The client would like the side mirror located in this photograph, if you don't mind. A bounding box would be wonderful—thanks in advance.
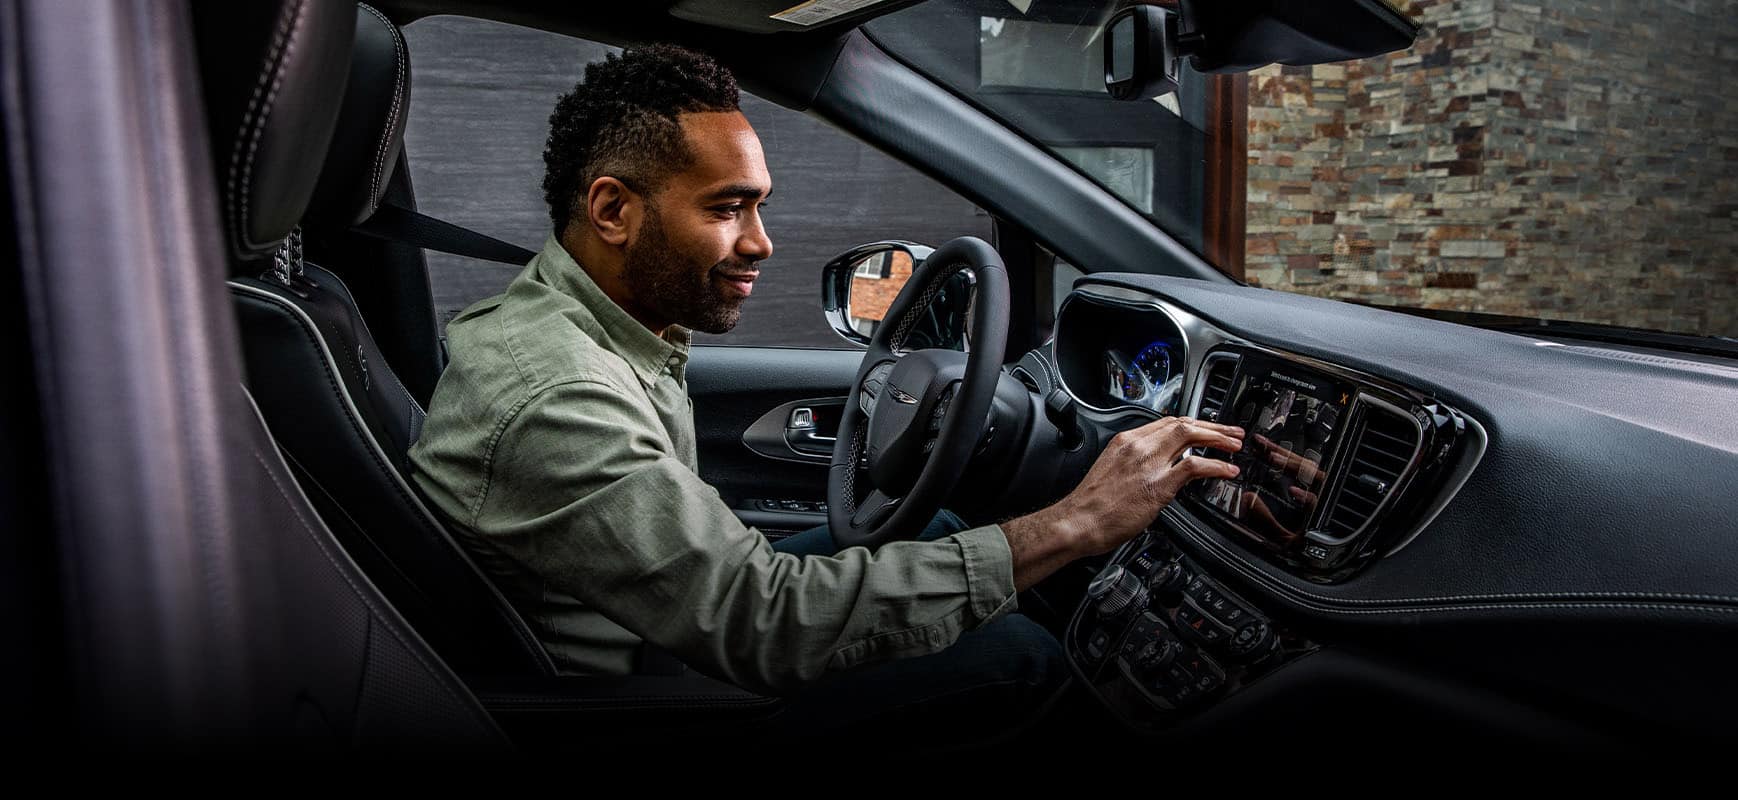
[1104,1,1421,100]
[821,241,973,351]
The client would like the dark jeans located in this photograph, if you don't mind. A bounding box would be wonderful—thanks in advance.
[762,512,1072,751]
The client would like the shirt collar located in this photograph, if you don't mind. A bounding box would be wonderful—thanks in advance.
[532,234,690,386]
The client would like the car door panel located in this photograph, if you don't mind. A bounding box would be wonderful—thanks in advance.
[687,345,862,533]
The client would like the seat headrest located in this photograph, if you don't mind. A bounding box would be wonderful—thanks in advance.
[194,0,356,263]
[306,5,411,229]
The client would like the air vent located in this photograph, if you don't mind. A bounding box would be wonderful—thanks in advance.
[1321,404,1420,541]
[1197,356,1238,422]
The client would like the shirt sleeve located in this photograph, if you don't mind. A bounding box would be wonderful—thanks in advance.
[471,378,1019,696]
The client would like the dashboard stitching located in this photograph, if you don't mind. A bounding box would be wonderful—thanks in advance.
[1171,521,1738,610]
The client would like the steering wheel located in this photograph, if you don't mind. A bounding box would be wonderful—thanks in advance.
[827,236,1010,549]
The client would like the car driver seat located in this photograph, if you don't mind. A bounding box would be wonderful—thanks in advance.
[225,1,781,744]
[190,0,510,751]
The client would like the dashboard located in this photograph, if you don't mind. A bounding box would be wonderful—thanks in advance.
[1052,284,1484,583]
[1024,275,1738,743]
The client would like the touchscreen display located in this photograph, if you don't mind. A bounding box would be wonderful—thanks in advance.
[1193,356,1350,544]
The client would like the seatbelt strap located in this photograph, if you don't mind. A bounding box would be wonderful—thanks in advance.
[351,202,537,266]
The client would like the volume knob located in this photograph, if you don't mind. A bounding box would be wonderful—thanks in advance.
[1087,566,1147,619]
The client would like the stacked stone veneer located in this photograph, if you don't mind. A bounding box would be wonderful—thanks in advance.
[1244,0,1737,337]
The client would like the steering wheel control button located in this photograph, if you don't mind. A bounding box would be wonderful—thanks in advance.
[928,386,955,432]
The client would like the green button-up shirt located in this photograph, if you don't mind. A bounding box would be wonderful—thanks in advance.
[409,235,1017,695]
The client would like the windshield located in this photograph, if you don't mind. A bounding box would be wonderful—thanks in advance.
[867,0,1736,341]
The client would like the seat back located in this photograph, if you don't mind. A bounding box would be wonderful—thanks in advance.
[189,0,512,748]
[227,3,555,678]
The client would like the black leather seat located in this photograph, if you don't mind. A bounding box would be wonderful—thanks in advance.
[191,0,511,749]
[226,2,782,743]
[227,3,555,678]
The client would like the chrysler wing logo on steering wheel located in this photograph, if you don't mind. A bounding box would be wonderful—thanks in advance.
[889,386,919,405]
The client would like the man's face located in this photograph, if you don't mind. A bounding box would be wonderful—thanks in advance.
[624,111,773,335]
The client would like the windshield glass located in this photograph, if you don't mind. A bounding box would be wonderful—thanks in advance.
[867,0,1736,341]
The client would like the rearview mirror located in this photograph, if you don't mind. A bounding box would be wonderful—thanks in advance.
[1104,0,1421,100]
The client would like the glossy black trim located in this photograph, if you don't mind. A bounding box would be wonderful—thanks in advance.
[1177,341,1478,582]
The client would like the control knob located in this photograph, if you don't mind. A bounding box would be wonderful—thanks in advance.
[1148,561,1189,601]
[1135,636,1178,671]
[1087,566,1147,619]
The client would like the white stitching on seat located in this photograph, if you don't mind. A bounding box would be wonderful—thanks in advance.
[304,264,423,414]
[227,0,309,255]
[359,4,406,204]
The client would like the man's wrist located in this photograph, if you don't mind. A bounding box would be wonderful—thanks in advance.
[1001,503,1088,591]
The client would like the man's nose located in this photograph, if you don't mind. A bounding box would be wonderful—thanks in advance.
[738,213,773,262]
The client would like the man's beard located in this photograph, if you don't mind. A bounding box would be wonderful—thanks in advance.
[623,206,749,335]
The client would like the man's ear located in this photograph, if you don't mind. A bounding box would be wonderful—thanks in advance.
[585,177,641,247]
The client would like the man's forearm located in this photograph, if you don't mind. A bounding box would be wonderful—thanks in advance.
[1001,508,1088,592]
[996,416,1246,592]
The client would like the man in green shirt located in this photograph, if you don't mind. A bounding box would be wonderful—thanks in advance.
[410,44,1243,742]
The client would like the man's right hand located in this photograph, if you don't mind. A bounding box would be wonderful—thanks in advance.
[1002,416,1244,590]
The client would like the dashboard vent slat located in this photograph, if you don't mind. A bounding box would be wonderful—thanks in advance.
[1363,427,1414,452]
[1318,404,1420,544]
[1198,356,1239,422]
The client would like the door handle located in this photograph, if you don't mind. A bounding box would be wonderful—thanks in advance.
[742,398,846,464]
[785,407,835,456]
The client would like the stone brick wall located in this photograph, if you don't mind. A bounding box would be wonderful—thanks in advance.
[1244,0,1737,337]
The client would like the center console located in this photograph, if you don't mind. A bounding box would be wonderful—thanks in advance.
[1066,529,1313,731]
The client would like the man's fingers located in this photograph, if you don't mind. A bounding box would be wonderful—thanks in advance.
[1193,419,1245,437]
[1159,424,1244,463]
[1157,455,1239,495]
[1127,416,1243,443]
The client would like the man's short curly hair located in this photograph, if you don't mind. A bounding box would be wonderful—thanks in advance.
[542,44,740,235]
